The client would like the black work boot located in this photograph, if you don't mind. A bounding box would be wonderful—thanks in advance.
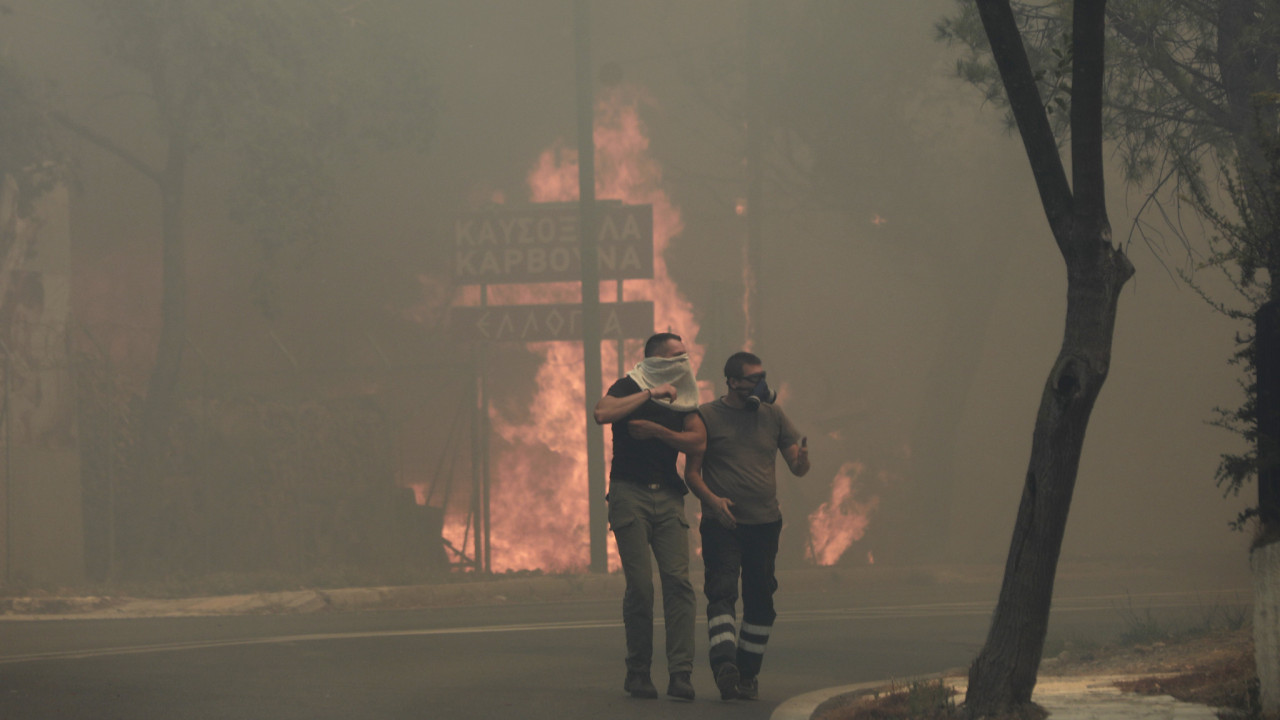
[667,671,695,701]
[714,662,741,700]
[624,671,658,699]
[737,675,759,700]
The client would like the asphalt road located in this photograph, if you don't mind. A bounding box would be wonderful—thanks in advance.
[0,564,1252,720]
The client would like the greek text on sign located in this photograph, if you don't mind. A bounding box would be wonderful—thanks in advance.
[452,302,653,342]
[453,203,654,284]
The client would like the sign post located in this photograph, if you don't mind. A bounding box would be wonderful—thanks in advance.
[448,53,654,575]
[574,0,608,574]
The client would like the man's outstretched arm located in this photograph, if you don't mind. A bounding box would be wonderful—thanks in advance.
[626,412,706,454]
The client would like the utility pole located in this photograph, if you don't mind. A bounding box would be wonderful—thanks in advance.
[574,0,608,574]
[744,0,764,353]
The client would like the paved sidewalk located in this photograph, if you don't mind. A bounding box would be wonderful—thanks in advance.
[771,675,1221,720]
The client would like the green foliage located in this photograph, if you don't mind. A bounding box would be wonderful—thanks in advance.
[937,0,1254,237]
[940,0,1280,531]
[936,1,1075,138]
[1179,91,1280,530]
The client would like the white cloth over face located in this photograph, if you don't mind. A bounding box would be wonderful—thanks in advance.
[627,354,699,412]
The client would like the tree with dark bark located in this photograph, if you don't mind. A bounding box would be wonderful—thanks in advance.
[960,1,1134,715]
[941,1,1280,711]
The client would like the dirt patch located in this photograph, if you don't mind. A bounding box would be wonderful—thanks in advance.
[1055,629,1257,716]
[814,629,1258,720]
[1040,629,1253,681]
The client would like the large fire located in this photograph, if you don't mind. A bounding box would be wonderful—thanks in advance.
[445,85,704,572]
[435,85,885,574]
[806,461,880,566]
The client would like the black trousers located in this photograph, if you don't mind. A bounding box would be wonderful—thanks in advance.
[700,517,782,679]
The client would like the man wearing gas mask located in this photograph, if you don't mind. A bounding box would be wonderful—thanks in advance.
[593,332,706,701]
[684,350,810,701]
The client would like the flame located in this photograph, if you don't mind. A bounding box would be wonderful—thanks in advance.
[806,460,880,566]
[444,84,704,572]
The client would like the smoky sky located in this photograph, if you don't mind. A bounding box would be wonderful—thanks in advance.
[0,0,1254,582]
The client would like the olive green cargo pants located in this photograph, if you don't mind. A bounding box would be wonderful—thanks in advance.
[607,480,696,675]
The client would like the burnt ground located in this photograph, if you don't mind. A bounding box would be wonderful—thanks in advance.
[813,629,1258,720]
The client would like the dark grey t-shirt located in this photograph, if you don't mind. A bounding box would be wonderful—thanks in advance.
[697,398,802,524]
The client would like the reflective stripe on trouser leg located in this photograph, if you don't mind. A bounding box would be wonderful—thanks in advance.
[708,612,737,665]
[736,620,772,678]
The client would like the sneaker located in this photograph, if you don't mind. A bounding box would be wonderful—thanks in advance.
[714,662,741,701]
[737,675,759,701]
[624,671,658,699]
[667,671,695,701]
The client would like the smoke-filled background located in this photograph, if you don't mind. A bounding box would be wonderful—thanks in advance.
[0,0,1251,588]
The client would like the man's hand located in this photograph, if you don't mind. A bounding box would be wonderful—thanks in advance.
[784,436,811,477]
[707,495,737,529]
[647,383,678,401]
[627,419,664,440]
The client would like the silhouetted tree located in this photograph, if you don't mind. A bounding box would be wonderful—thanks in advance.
[941,1,1279,710]
[958,1,1134,715]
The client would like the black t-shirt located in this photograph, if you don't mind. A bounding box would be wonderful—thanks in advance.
[607,376,690,493]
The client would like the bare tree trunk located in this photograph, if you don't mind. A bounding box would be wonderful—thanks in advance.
[965,250,1131,714]
[963,1,1134,715]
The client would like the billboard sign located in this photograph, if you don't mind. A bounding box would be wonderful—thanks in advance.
[452,203,654,285]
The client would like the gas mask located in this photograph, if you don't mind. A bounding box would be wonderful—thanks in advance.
[744,377,777,411]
